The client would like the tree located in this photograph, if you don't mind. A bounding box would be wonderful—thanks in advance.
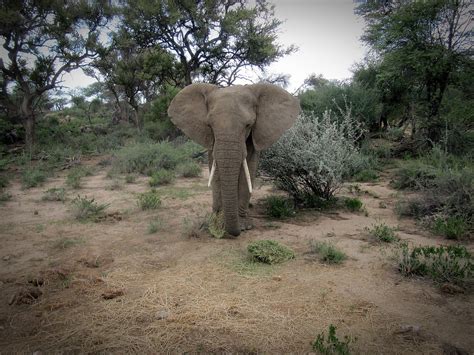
[356,0,472,142]
[121,0,295,86]
[0,0,113,149]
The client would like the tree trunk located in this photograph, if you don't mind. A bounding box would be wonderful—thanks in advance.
[21,94,36,151]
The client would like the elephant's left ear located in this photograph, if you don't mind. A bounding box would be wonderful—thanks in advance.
[250,83,301,151]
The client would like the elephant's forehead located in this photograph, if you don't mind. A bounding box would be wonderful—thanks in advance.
[208,86,255,105]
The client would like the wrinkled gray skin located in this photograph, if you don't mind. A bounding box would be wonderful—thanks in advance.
[168,83,300,237]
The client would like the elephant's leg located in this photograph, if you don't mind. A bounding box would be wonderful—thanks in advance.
[238,139,259,230]
[209,150,222,213]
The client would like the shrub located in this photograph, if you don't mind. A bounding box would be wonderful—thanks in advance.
[367,223,398,243]
[312,324,354,355]
[137,190,162,210]
[0,190,12,203]
[344,197,363,212]
[125,174,137,183]
[182,215,206,238]
[147,218,163,234]
[71,196,109,221]
[352,169,379,182]
[66,166,92,189]
[149,169,175,186]
[432,216,468,240]
[22,168,47,188]
[42,187,66,202]
[0,174,8,188]
[385,127,404,142]
[207,212,226,239]
[309,241,347,264]
[263,195,295,218]
[176,161,201,178]
[247,240,295,264]
[260,110,365,204]
[396,243,473,286]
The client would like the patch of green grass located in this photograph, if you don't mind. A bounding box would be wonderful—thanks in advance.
[52,236,85,250]
[149,169,175,187]
[247,240,295,265]
[137,190,162,210]
[71,196,109,221]
[66,166,93,189]
[263,195,295,219]
[176,161,202,178]
[312,324,355,355]
[147,218,163,234]
[432,216,468,240]
[207,212,225,239]
[125,174,137,184]
[367,223,398,243]
[344,197,363,212]
[22,168,47,188]
[42,187,66,202]
[353,169,379,182]
[309,241,347,264]
[396,243,473,286]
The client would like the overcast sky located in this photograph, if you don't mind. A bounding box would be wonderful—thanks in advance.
[62,0,367,92]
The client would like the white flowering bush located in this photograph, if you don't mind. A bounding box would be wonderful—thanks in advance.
[260,108,366,205]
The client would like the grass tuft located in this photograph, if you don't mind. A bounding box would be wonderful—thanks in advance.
[137,190,162,210]
[42,187,66,202]
[312,324,355,355]
[367,223,398,243]
[247,240,295,264]
[309,241,347,264]
[71,196,109,221]
[149,169,175,186]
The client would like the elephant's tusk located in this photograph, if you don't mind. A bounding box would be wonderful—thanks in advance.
[208,159,216,187]
[243,159,253,194]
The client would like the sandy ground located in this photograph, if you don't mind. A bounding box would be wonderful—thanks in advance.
[0,159,472,354]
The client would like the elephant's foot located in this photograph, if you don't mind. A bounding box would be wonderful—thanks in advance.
[239,217,254,231]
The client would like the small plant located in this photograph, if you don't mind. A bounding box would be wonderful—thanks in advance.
[247,240,295,264]
[367,223,398,243]
[182,215,206,238]
[0,175,9,188]
[396,243,473,286]
[309,241,347,264]
[0,190,12,203]
[125,174,137,184]
[137,190,162,210]
[263,195,295,218]
[22,168,46,188]
[353,169,379,182]
[432,216,467,240]
[106,179,122,191]
[42,187,66,202]
[66,166,93,189]
[71,196,109,221]
[312,324,354,355]
[207,212,226,238]
[176,161,202,178]
[147,218,163,234]
[52,236,85,249]
[149,169,175,187]
[344,197,363,212]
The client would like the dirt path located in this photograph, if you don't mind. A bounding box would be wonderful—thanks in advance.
[0,162,472,353]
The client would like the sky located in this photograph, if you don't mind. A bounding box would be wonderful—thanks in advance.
[62,0,367,92]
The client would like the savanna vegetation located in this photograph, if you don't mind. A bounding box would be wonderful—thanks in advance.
[0,0,472,353]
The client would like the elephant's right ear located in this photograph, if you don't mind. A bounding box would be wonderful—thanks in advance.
[167,83,218,149]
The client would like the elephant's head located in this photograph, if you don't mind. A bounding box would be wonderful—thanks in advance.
[168,83,300,236]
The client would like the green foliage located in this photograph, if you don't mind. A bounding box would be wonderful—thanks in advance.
[312,324,354,355]
[207,212,226,239]
[0,190,12,203]
[352,169,379,182]
[137,190,162,210]
[71,196,109,221]
[367,223,398,243]
[149,169,175,187]
[309,241,347,264]
[344,198,363,212]
[0,174,9,188]
[176,161,202,178]
[147,218,163,234]
[22,167,47,188]
[432,216,468,240]
[113,140,200,175]
[42,187,66,202]
[66,166,93,189]
[396,243,473,286]
[247,240,295,265]
[263,195,295,219]
[125,174,137,184]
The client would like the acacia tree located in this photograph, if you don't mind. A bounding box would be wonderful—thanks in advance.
[0,0,113,149]
[356,0,472,142]
[121,0,295,86]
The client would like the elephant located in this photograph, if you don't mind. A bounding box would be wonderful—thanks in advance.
[168,83,300,237]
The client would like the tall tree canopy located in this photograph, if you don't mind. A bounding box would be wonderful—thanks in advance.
[121,0,295,86]
[0,0,113,148]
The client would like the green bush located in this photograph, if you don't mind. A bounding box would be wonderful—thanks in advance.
[344,197,363,212]
[309,241,347,264]
[22,168,47,188]
[176,161,202,178]
[66,166,92,189]
[264,195,295,218]
[312,324,354,355]
[247,240,295,264]
[71,196,109,221]
[137,190,162,210]
[367,223,398,243]
[396,243,473,286]
[432,216,468,240]
[352,169,379,182]
[42,187,66,202]
[149,169,175,186]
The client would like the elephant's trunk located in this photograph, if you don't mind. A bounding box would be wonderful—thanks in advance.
[214,140,242,237]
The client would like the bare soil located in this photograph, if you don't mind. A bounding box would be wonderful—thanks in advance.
[0,160,472,354]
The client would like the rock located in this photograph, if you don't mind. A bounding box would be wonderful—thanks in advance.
[101,289,124,300]
[34,210,38,215]
[394,324,421,336]
[3,255,11,261]
[272,276,282,281]
[156,309,170,320]
[28,277,44,287]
